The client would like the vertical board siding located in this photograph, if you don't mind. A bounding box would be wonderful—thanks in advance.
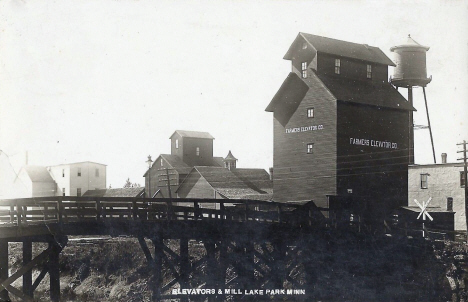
[337,102,410,219]
[273,71,337,207]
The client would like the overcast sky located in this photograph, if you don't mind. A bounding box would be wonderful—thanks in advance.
[1,0,467,188]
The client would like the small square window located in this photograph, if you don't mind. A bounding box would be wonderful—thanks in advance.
[62,169,65,177]
[301,62,307,78]
[461,172,466,187]
[77,167,81,177]
[62,188,65,196]
[367,64,372,79]
[335,59,341,74]
[307,108,314,118]
[420,174,428,189]
[307,143,314,154]
[196,147,200,156]
[77,188,82,197]
[302,42,307,49]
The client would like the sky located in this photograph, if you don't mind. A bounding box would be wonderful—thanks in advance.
[1,0,467,189]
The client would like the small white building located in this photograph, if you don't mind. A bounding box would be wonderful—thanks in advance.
[408,159,466,230]
[48,161,107,197]
[13,166,57,198]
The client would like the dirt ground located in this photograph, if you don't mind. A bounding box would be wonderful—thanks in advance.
[5,231,468,301]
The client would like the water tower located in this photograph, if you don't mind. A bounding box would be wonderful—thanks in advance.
[390,35,435,164]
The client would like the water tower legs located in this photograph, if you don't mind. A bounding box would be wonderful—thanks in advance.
[408,87,415,164]
[423,87,437,164]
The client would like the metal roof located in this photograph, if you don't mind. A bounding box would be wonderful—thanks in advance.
[170,130,214,140]
[22,166,55,183]
[316,72,415,111]
[264,72,310,126]
[390,34,430,51]
[177,166,272,199]
[284,33,396,66]
[83,187,145,198]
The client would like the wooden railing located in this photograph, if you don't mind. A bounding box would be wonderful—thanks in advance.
[0,197,314,228]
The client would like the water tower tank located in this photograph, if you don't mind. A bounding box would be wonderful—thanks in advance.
[390,35,431,88]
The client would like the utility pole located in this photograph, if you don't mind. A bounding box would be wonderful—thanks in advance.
[158,168,178,220]
[457,140,468,242]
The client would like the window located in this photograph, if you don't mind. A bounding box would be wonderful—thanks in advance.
[175,139,179,149]
[95,168,99,177]
[307,143,314,154]
[461,172,466,187]
[335,59,341,74]
[196,147,200,156]
[420,174,428,189]
[62,169,65,177]
[62,188,65,196]
[302,42,307,49]
[301,62,307,78]
[367,64,372,79]
[77,188,82,197]
[161,158,163,166]
[307,108,314,118]
[77,167,81,177]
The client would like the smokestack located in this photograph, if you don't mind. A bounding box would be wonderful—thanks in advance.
[441,153,447,164]
[269,167,273,181]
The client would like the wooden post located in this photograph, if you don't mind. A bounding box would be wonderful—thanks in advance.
[132,200,137,220]
[194,202,200,220]
[0,240,10,302]
[278,204,282,223]
[244,239,255,289]
[151,233,163,301]
[49,241,60,302]
[57,198,63,226]
[220,202,225,220]
[180,238,189,288]
[217,240,227,293]
[204,240,217,302]
[272,239,285,288]
[23,240,33,298]
[96,199,102,222]
[9,205,14,224]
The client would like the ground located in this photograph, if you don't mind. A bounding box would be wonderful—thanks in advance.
[5,231,468,301]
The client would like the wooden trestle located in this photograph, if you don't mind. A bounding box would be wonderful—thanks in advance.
[0,197,323,301]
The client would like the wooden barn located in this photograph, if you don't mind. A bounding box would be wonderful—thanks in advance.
[266,33,414,222]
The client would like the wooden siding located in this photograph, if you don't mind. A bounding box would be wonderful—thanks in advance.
[337,102,409,220]
[177,172,215,199]
[180,137,214,167]
[290,37,317,77]
[146,156,180,198]
[317,54,388,83]
[272,71,337,207]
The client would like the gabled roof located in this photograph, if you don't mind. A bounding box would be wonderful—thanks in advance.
[284,33,396,66]
[170,130,214,140]
[143,154,192,177]
[177,166,272,199]
[49,161,107,167]
[231,169,273,194]
[83,187,144,198]
[212,157,225,167]
[265,72,309,126]
[224,151,238,161]
[22,166,55,183]
[316,72,415,111]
